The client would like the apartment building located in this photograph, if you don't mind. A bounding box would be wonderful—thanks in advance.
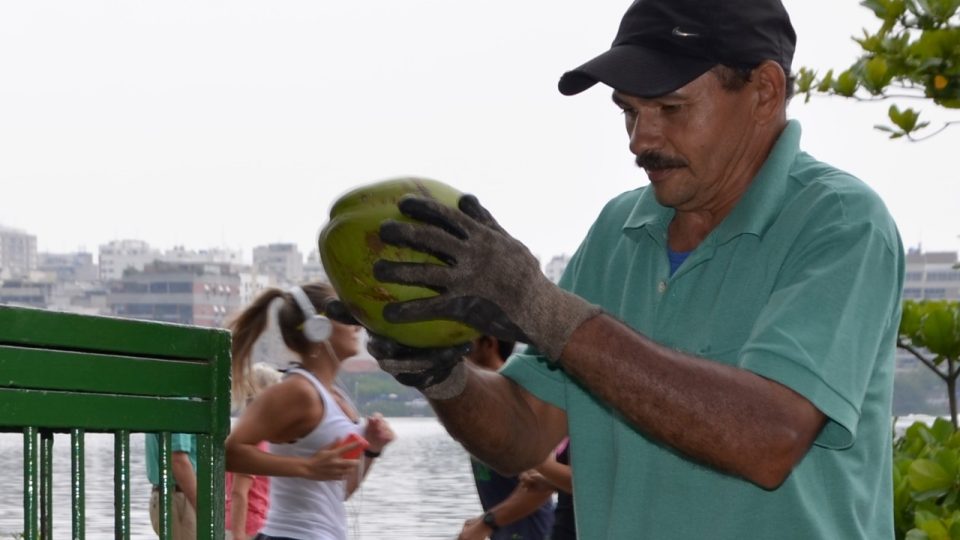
[544,254,571,284]
[107,261,246,327]
[37,251,98,283]
[903,249,960,301]
[253,243,303,286]
[0,225,38,279]
[303,249,328,284]
[98,239,162,281]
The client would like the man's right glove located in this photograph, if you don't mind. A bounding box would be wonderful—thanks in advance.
[326,300,472,400]
[373,194,602,362]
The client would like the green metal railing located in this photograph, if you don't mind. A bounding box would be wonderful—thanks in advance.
[0,305,230,539]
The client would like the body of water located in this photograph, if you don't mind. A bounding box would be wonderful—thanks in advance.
[0,417,483,539]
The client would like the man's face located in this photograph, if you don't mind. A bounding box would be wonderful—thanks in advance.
[613,70,760,212]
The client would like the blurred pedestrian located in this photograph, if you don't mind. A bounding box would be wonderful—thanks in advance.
[225,362,283,540]
[225,282,395,540]
[459,336,554,540]
[145,431,197,540]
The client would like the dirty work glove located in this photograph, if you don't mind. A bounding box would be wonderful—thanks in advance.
[374,194,602,362]
[367,333,472,400]
[323,299,362,326]
[326,299,470,399]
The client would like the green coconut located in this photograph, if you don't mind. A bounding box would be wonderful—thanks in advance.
[318,177,480,348]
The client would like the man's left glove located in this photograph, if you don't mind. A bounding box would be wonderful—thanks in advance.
[367,334,471,400]
[374,194,602,362]
[326,300,472,400]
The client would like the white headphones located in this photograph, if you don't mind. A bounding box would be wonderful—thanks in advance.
[289,286,332,342]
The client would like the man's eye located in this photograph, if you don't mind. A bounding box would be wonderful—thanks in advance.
[662,104,682,114]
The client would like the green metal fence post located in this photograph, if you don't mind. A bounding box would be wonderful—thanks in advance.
[71,428,85,540]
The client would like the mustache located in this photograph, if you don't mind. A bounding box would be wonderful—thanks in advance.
[635,151,688,170]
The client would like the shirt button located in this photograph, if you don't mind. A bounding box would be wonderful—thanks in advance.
[657,280,668,294]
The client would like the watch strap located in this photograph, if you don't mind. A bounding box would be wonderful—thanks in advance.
[482,510,499,530]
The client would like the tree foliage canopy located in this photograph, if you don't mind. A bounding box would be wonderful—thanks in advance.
[797,0,960,140]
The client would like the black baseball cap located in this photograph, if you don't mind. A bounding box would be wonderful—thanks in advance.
[558,0,796,98]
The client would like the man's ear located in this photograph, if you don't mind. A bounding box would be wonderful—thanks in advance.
[752,60,787,124]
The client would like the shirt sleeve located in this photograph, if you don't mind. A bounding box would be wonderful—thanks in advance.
[170,432,195,454]
[739,203,902,449]
[501,351,570,410]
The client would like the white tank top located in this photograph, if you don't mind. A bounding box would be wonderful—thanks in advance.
[260,368,362,540]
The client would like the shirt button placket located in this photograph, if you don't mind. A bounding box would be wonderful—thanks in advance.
[657,280,668,294]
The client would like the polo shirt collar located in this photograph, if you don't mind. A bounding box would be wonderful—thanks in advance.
[712,120,800,243]
[622,120,801,245]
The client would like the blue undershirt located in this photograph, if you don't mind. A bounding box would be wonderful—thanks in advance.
[667,247,691,275]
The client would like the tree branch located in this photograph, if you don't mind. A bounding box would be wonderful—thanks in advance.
[898,340,948,381]
[907,121,960,142]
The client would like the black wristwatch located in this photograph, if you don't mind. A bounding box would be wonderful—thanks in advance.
[482,510,499,531]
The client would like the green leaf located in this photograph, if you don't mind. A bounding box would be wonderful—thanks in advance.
[934,98,960,108]
[917,509,942,525]
[835,69,861,96]
[927,0,960,23]
[865,56,893,92]
[909,458,954,495]
[931,418,958,444]
[907,421,935,448]
[911,29,959,59]
[817,69,836,92]
[889,104,922,132]
[862,0,909,21]
[796,67,816,93]
[862,0,891,18]
[903,301,925,339]
[919,303,960,358]
[857,30,887,53]
[920,518,951,540]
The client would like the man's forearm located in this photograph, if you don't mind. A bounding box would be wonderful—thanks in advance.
[486,481,555,527]
[171,452,198,509]
[560,314,826,489]
[536,458,572,494]
[430,363,564,475]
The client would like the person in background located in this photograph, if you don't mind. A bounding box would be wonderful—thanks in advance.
[333,0,906,537]
[521,440,575,540]
[225,282,395,540]
[225,362,283,540]
[459,336,554,540]
[145,431,197,540]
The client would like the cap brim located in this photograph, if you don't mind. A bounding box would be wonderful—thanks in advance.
[558,45,716,98]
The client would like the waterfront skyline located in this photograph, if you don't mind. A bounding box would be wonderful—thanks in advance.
[1,0,958,262]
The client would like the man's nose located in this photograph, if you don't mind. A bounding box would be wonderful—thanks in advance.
[628,113,663,156]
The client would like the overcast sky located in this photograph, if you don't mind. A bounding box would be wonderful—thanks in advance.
[1,0,957,265]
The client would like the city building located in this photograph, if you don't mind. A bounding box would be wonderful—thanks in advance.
[98,239,162,281]
[106,261,247,327]
[903,249,960,301]
[46,282,109,315]
[253,243,303,286]
[37,251,98,283]
[544,254,571,284]
[0,225,38,279]
[163,245,243,266]
[0,279,52,308]
[303,249,328,284]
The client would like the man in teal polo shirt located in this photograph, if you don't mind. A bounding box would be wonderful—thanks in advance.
[334,0,905,537]
[145,432,198,540]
